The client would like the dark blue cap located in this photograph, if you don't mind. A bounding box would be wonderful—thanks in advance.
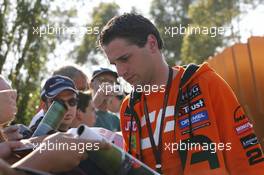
[91,68,118,81]
[41,75,78,101]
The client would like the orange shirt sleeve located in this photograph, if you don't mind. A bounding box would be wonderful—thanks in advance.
[120,98,130,152]
[208,71,264,175]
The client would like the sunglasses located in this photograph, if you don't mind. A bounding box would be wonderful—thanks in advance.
[54,98,78,107]
[95,77,118,84]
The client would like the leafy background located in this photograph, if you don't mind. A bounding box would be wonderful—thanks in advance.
[0,0,263,124]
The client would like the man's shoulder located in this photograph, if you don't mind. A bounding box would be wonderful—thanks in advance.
[108,112,120,121]
[96,110,119,120]
[178,62,220,87]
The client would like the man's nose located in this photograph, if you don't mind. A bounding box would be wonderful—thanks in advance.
[116,64,128,79]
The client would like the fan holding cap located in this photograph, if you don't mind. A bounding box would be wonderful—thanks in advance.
[90,68,119,109]
[90,68,121,132]
[30,75,78,133]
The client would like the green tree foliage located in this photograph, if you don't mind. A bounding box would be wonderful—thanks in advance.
[0,0,56,124]
[1,1,117,124]
[150,0,192,65]
[73,2,119,64]
[150,0,261,64]
[180,0,240,64]
[0,0,261,125]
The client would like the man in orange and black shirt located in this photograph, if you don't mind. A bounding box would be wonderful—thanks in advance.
[98,13,264,175]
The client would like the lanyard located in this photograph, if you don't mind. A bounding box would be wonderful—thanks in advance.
[143,67,173,174]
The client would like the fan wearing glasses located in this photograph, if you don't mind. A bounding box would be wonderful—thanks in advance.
[30,75,78,133]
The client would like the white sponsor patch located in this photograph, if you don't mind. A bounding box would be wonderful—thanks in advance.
[235,122,252,135]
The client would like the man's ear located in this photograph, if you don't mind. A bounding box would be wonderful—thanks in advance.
[147,34,159,53]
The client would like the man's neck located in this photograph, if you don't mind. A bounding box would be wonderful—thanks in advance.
[148,57,178,91]
[150,60,170,86]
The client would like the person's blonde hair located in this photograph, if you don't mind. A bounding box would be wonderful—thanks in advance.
[52,65,89,91]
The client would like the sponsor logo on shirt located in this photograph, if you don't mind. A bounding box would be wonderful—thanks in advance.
[180,84,201,104]
[124,120,137,131]
[181,122,211,135]
[179,99,205,116]
[240,133,258,149]
[233,106,246,123]
[179,110,209,129]
[235,122,252,135]
[131,134,137,150]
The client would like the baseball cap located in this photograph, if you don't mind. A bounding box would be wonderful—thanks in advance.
[41,75,78,101]
[91,68,118,82]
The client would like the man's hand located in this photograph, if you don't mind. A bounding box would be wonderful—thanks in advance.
[0,141,25,159]
[93,82,121,110]
[12,132,109,173]
[3,125,23,141]
[0,159,19,175]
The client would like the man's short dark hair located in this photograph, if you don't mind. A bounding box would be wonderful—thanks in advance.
[99,13,163,49]
[77,91,92,113]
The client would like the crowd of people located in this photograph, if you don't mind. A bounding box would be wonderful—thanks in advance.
[0,65,123,174]
[0,13,264,175]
